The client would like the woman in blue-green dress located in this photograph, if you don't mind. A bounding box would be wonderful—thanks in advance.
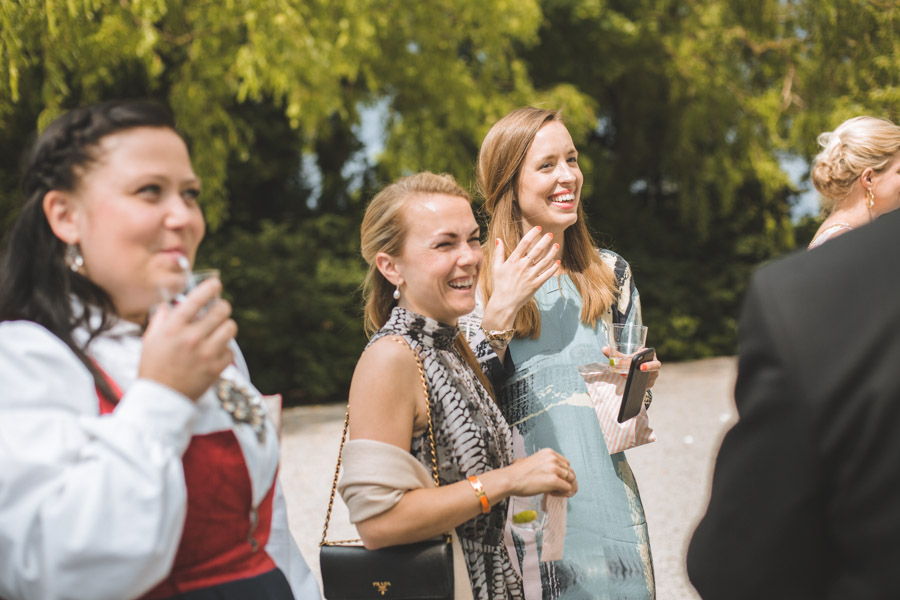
[467,107,662,599]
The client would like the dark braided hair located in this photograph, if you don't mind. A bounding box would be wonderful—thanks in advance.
[0,100,179,403]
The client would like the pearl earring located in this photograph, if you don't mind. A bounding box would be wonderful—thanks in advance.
[393,285,401,300]
[65,244,84,273]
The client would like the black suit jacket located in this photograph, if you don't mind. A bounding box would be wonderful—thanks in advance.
[687,209,900,599]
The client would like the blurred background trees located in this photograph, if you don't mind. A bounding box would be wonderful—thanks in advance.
[2,0,897,403]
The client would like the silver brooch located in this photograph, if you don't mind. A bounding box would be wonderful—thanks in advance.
[214,378,268,444]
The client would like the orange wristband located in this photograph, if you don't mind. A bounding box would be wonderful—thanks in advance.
[468,475,490,514]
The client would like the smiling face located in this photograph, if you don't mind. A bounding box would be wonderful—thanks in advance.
[390,193,483,325]
[59,127,205,322]
[516,120,583,237]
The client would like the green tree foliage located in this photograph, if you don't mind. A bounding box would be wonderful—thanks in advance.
[1,0,898,401]
[0,0,558,401]
[784,0,900,158]
[200,216,366,403]
[0,0,398,226]
[523,0,799,359]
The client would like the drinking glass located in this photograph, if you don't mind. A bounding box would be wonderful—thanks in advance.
[185,268,220,316]
[156,267,221,314]
[606,323,648,374]
[509,494,548,532]
[186,268,220,292]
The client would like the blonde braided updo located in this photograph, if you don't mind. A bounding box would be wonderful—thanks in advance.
[811,116,900,212]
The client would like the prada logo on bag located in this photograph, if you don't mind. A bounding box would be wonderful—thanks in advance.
[372,581,391,595]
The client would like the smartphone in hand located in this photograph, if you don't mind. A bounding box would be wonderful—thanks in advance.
[617,347,655,423]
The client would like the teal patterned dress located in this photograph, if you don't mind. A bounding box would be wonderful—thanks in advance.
[469,250,655,600]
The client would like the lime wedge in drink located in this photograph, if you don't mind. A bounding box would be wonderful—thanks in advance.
[512,510,538,524]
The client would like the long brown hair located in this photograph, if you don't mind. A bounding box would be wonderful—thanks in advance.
[360,172,495,398]
[477,107,616,338]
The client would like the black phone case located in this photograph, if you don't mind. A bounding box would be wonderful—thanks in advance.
[617,347,655,423]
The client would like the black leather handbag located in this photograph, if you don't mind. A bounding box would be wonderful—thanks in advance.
[320,540,453,599]
[319,339,454,600]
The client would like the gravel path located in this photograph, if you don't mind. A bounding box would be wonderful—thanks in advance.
[279,355,738,600]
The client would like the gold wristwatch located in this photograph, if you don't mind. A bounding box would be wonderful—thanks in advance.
[481,327,515,351]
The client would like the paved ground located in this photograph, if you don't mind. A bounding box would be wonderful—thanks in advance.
[279,355,739,600]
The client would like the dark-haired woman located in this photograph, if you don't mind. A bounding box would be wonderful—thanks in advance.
[0,101,318,600]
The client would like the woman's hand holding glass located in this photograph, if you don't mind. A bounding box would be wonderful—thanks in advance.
[504,447,578,499]
[139,277,237,401]
[602,323,662,389]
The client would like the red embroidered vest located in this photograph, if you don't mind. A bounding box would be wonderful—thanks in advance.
[96,373,277,597]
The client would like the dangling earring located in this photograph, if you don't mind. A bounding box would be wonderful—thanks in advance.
[65,244,84,273]
[866,188,876,209]
[393,285,401,300]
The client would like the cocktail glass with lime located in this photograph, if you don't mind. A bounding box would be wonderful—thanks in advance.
[509,494,547,532]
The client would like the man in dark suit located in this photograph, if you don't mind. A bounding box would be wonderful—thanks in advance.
[687,208,900,599]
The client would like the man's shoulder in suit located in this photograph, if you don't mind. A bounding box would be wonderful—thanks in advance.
[755,208,900,299]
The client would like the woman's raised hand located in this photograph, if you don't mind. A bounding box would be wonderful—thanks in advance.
[483,226,560,327]
[505,447,578,498]
[139,278,238,401]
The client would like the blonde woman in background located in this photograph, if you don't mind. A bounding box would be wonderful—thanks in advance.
[808,116,900,249]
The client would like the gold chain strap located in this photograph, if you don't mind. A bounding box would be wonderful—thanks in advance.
[320,337,441,546]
